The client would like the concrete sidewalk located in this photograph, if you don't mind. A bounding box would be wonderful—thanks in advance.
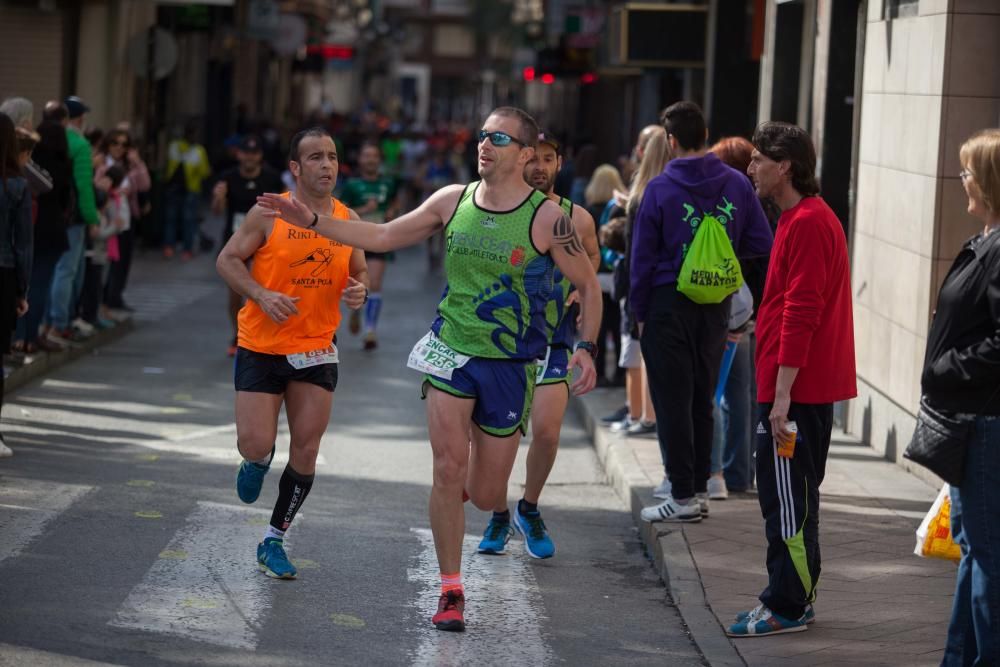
[573,389,957,667]
[3,320,134,396]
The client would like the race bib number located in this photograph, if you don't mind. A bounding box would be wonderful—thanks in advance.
[232,213,247,232]
[286,344,339,370]
[407,331,471,380]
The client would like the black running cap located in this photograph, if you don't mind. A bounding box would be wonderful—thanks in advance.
[537,131,561,154]
[64,96,90,119]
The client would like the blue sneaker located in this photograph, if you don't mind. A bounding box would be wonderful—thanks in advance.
[236,447,274,504]
[513,506,555,559]
[257,538,297,579]
[726,604,807,637]
[735,603,815,625]
[477,518,514,554]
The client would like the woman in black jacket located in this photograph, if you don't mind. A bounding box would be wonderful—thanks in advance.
[0,112,32,457]
[13,120,72,354]
[922,129,1000,667]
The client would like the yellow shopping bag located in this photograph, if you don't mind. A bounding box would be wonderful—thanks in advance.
[914,483,961,563]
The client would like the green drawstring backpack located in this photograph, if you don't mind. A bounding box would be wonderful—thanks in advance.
[676,213,744,304]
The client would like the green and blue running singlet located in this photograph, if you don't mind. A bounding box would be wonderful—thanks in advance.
[431,183,555,360]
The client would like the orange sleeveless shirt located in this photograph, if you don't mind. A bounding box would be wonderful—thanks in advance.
[238,194,354,355]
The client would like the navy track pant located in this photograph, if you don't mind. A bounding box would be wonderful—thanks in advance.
[754,401,833,620]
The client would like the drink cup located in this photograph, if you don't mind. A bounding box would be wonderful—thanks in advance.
[776,421,798,458]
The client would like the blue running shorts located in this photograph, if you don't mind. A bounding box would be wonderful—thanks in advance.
[536,346,572,387]
[422,357,536,437]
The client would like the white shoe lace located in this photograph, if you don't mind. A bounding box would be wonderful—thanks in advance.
[745,603,766,623]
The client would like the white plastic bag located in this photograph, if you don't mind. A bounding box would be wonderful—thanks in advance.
[914,483,961,562]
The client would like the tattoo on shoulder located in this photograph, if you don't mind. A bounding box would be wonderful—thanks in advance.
[554,214,584,256]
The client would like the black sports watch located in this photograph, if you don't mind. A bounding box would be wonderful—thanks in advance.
[308,212,319,229]
[574,341,598,359]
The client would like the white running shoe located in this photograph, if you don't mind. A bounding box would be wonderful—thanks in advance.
[652,476,672,499]
[696,492,710,517]
[0,438,13,458]
[640,495,702,523]
[71,318,95,336]
[609,416,636,433]
[625,420,657,437]
[708,476,729,500]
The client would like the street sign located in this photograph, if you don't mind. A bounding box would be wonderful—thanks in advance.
[126,28,178,80]
[607,4,708,68]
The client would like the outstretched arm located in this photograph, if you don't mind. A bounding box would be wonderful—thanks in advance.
[257,184,464,253]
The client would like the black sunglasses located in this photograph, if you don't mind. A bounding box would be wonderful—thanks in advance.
[478,130,527,148]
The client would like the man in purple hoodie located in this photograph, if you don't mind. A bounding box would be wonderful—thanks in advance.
[631,102,773,523]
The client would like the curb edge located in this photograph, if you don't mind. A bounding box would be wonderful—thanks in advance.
[570,396,747,667]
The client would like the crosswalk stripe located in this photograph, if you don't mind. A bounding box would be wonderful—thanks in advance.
[137,425,329,467]
[408,527,552,666]
[109,501,290,649]
[0,479,94,564]
[125,283,216,323]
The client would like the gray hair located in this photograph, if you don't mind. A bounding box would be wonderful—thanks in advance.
[0,97,34,130]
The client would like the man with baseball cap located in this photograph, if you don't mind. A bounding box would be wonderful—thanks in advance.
[47,96,99,347]
[476,129,601,560]
[211,135,284,356]
[64,96,90,119]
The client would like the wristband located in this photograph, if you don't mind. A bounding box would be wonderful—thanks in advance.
[308,212,319,229]
[363,287,369,304]
[574,341,598,359]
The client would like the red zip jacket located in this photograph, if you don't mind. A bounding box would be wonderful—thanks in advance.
[755,196,857,404]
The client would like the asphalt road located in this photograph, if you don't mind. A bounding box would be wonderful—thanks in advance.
[0,242,704,667]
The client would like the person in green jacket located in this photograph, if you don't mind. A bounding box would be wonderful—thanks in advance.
[163,120,211,259]
[47,96,98,344]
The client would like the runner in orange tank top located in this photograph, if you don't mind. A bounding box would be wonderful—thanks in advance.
[216,127,369,580]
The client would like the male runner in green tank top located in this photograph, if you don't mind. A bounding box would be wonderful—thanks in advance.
[257,107,602,633]
[477,131,600,559]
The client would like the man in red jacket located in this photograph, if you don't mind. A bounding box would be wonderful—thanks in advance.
[727,122,857,637]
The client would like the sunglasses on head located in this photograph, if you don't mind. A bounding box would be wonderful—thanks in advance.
[478,130,527,148]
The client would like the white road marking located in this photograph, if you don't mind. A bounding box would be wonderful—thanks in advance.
[110,501,296,649]
[407,527,552,667]
[0,479,94,564]
[126,282,216,323]
[136,424,328,467]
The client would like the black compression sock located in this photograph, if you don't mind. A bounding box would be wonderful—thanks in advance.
[269,464,315,532]
[518,498,538,515]
[492,509,511,524]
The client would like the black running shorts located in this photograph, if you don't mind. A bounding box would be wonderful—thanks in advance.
[234,347,338,394]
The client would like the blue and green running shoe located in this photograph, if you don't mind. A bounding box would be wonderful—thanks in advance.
[257,538,297,579]
[726,603,808,637]
[236,447,274,504]
[477,518,515,554]
[513,506,555,559]
[735,603,815,625]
